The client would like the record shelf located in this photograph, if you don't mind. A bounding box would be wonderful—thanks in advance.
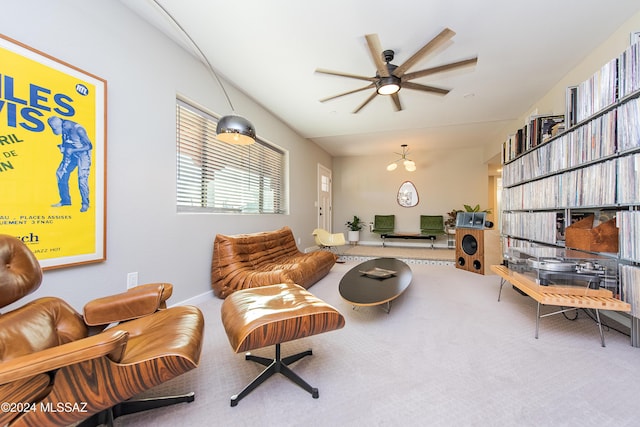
[500,39,640,346]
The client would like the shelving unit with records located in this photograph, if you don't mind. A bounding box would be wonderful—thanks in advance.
[500,39,640,345]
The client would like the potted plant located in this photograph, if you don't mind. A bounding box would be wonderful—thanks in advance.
[445,209,461,233]
[346,215,363,244]
[463,204,492,214]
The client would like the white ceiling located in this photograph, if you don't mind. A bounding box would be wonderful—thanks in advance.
[122,0,640,160]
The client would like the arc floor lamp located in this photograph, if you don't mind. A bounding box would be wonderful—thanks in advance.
[151,0,256,145]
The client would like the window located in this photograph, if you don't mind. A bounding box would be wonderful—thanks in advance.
[176,100,287,214]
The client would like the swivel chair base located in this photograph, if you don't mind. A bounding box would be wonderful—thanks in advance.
[230,343,318,407]
[78,393,195,427]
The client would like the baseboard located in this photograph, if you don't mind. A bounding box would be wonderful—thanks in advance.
[170,289,214,307]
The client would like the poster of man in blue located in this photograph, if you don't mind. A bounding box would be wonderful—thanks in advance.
[0,35,106,269]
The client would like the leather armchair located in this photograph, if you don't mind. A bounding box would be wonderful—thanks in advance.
[0,235,204,427]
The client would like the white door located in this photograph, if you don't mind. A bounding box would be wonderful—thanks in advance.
[317,164,332,231]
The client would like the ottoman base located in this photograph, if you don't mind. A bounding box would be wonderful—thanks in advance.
[231,343,318,407]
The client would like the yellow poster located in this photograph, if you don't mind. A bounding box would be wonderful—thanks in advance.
[0,35,106,269]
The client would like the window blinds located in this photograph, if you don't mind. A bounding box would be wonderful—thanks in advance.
[176,100,286,214]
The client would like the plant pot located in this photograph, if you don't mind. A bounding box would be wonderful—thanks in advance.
[348,230,360,244]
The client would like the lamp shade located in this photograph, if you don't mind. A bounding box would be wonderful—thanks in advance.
[386,162,398,171]
[375,76,401,95]
[404,160,416,172]
[216,115,256,145]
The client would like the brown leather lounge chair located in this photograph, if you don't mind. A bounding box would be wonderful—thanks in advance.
[0,235,204,427]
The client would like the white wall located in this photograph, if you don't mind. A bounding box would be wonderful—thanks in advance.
[332,147,488,243]
[1,0,331,310]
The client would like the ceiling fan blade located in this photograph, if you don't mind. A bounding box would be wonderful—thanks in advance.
[391,93,402,111]
[393,28,456,76]
[353,91,378,113]
[402,57,478,81]
[319,84,375,102]
[315,68,376,82]
[365,34,389,77]
[403,81,449,95]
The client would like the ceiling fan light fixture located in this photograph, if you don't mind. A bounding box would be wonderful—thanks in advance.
[216,114,256,145]
[316,29,478,114]
[386,162,398,171]
[376,76,401,95]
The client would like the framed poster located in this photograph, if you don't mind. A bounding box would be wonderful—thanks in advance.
[0,34,106,269]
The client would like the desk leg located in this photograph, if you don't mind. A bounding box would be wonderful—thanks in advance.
[595,309,605,347]
[535,302,540,339]
[498,278,506,302]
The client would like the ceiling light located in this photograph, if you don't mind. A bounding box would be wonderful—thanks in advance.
[376,76,401,95]
[152,0,256,145]
[386,144,416,172]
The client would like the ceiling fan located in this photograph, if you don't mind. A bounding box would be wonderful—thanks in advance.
[315,28,478,113]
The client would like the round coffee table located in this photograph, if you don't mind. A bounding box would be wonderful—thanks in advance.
[339,258,412,313]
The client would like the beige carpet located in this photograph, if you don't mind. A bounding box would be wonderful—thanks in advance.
[114,262,640,427]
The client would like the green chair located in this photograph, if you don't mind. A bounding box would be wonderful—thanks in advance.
[372,215,395,235]
[420,215,445,248]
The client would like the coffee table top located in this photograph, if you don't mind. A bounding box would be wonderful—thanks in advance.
[339,258,412,306]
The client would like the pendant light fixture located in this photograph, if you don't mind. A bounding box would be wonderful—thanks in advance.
[152,1,256,145]
[386,144,416,172]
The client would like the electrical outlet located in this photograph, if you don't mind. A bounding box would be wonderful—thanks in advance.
[127,272,138,289]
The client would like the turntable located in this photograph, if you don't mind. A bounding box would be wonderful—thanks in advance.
[506,245,617,291]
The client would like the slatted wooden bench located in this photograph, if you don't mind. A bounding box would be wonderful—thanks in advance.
[490,264,631,347]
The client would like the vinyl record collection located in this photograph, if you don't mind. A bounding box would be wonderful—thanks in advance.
[620,264,640,317]
[617,97,640,153]
[618,211,640,262]
[576,57,618,123]
[558,159,617,207]
[502,159,616,211]
[502,114,567,163]
[503,108,620,187]
[500,37,640,321]
[501,211,557,244]
[617,153,640,204]
[619,40,640,98]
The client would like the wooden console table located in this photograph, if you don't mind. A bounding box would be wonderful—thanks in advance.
[491,264,631,347]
